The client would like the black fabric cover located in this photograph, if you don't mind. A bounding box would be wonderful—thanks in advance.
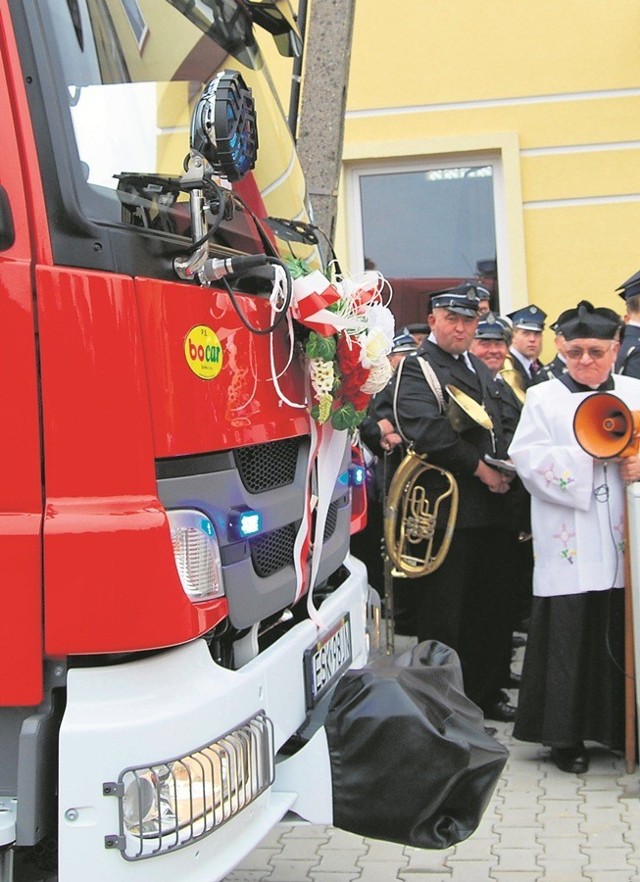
[325,640,508,849]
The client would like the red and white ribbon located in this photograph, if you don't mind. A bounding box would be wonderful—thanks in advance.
[305,423,349,630]
[292,270,365,336]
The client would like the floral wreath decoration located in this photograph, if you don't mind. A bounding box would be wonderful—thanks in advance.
[287,259,395,431]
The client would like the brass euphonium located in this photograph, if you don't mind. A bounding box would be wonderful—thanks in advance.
[383,384,493,578]
[383,449,459,577]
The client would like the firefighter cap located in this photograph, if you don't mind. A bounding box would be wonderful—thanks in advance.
[391,333,418,355]
[474,312,511,341]
[507,305,546,332]
[616,268,640,302]
[428,282,481,317]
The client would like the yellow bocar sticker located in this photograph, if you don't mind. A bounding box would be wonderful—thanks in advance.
[184,325,223,380]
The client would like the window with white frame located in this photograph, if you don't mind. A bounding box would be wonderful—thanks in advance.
[121,0,149,50]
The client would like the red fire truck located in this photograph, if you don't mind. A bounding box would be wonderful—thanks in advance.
[0,1,372,879]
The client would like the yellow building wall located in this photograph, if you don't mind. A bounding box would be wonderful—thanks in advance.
[336,0,640,355]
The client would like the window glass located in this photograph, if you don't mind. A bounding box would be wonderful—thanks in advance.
[40,0,302,255]
[121,0,148,47]
[358,163,499,322]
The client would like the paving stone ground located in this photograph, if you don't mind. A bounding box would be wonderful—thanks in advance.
[225,636,640,882]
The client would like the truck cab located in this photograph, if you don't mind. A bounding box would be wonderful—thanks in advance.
[0,2,371,879]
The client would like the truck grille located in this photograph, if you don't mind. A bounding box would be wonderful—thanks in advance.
[250,500,340,578]
[323,500,339,541]
[251,524,297,577]
[234,438,300,493]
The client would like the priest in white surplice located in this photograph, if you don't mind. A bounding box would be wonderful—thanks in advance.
[509,301,640,774]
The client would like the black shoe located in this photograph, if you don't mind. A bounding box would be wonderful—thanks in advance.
[550,744,589,774]
[482,699,517,722]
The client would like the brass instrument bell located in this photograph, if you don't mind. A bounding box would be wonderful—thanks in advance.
[446,384,494,432]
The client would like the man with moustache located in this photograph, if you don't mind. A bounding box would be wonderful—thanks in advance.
[385,283,516,721]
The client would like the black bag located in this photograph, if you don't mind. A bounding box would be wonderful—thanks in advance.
[325,640,508,849]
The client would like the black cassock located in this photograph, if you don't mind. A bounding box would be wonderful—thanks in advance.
[513,372,626,750]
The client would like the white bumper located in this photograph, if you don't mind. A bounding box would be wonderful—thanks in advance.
[58,556,369,882]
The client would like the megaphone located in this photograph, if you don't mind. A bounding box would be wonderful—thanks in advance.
[446,384,494,433]
[573,392,640,459]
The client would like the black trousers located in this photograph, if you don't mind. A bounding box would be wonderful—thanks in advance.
[413,527,515,711]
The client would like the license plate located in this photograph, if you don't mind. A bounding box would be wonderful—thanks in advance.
[304,613,352,708]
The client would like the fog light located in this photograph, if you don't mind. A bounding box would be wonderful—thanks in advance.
[191,70,258,182]
[107,712,274,860]
[168,509,224,601]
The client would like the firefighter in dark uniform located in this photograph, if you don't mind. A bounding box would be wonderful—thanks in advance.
[470,313,532,683]
[354,334,417,599]
[531,311,571,385]
[615,269,640,378]
[388,284,517,721]
[505,305,547,388]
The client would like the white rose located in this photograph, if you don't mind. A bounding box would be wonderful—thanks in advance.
[360,357,392,395]
[361,327,392,368]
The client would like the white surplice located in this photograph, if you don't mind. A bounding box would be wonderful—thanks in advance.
[508,375,640,597]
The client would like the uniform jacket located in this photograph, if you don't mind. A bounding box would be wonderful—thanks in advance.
[508,349,534,389]
[615,324,640,378]
[359,381,402,501]
[495,375,522,445]
[394,340,510,529]
[531,354,567,385]
[495,376,530,532]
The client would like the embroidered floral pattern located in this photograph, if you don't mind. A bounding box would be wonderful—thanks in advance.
[553,523,577,564]
[613,515,626,554]
[537,465,576,491]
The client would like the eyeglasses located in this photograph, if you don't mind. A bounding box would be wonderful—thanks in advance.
[564,343,614,361]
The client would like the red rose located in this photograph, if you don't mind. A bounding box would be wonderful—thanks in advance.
[336,333,362,372]
[339,364,369,397]
[351,390,371,411]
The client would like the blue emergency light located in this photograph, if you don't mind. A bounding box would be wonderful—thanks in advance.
[228,506,263,540]
[338,465,366,487]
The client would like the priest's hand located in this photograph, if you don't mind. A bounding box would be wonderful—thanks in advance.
[618,455,640,485]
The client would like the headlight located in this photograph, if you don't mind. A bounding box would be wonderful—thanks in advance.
[107,712,274,860]
[168,509,224,601]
